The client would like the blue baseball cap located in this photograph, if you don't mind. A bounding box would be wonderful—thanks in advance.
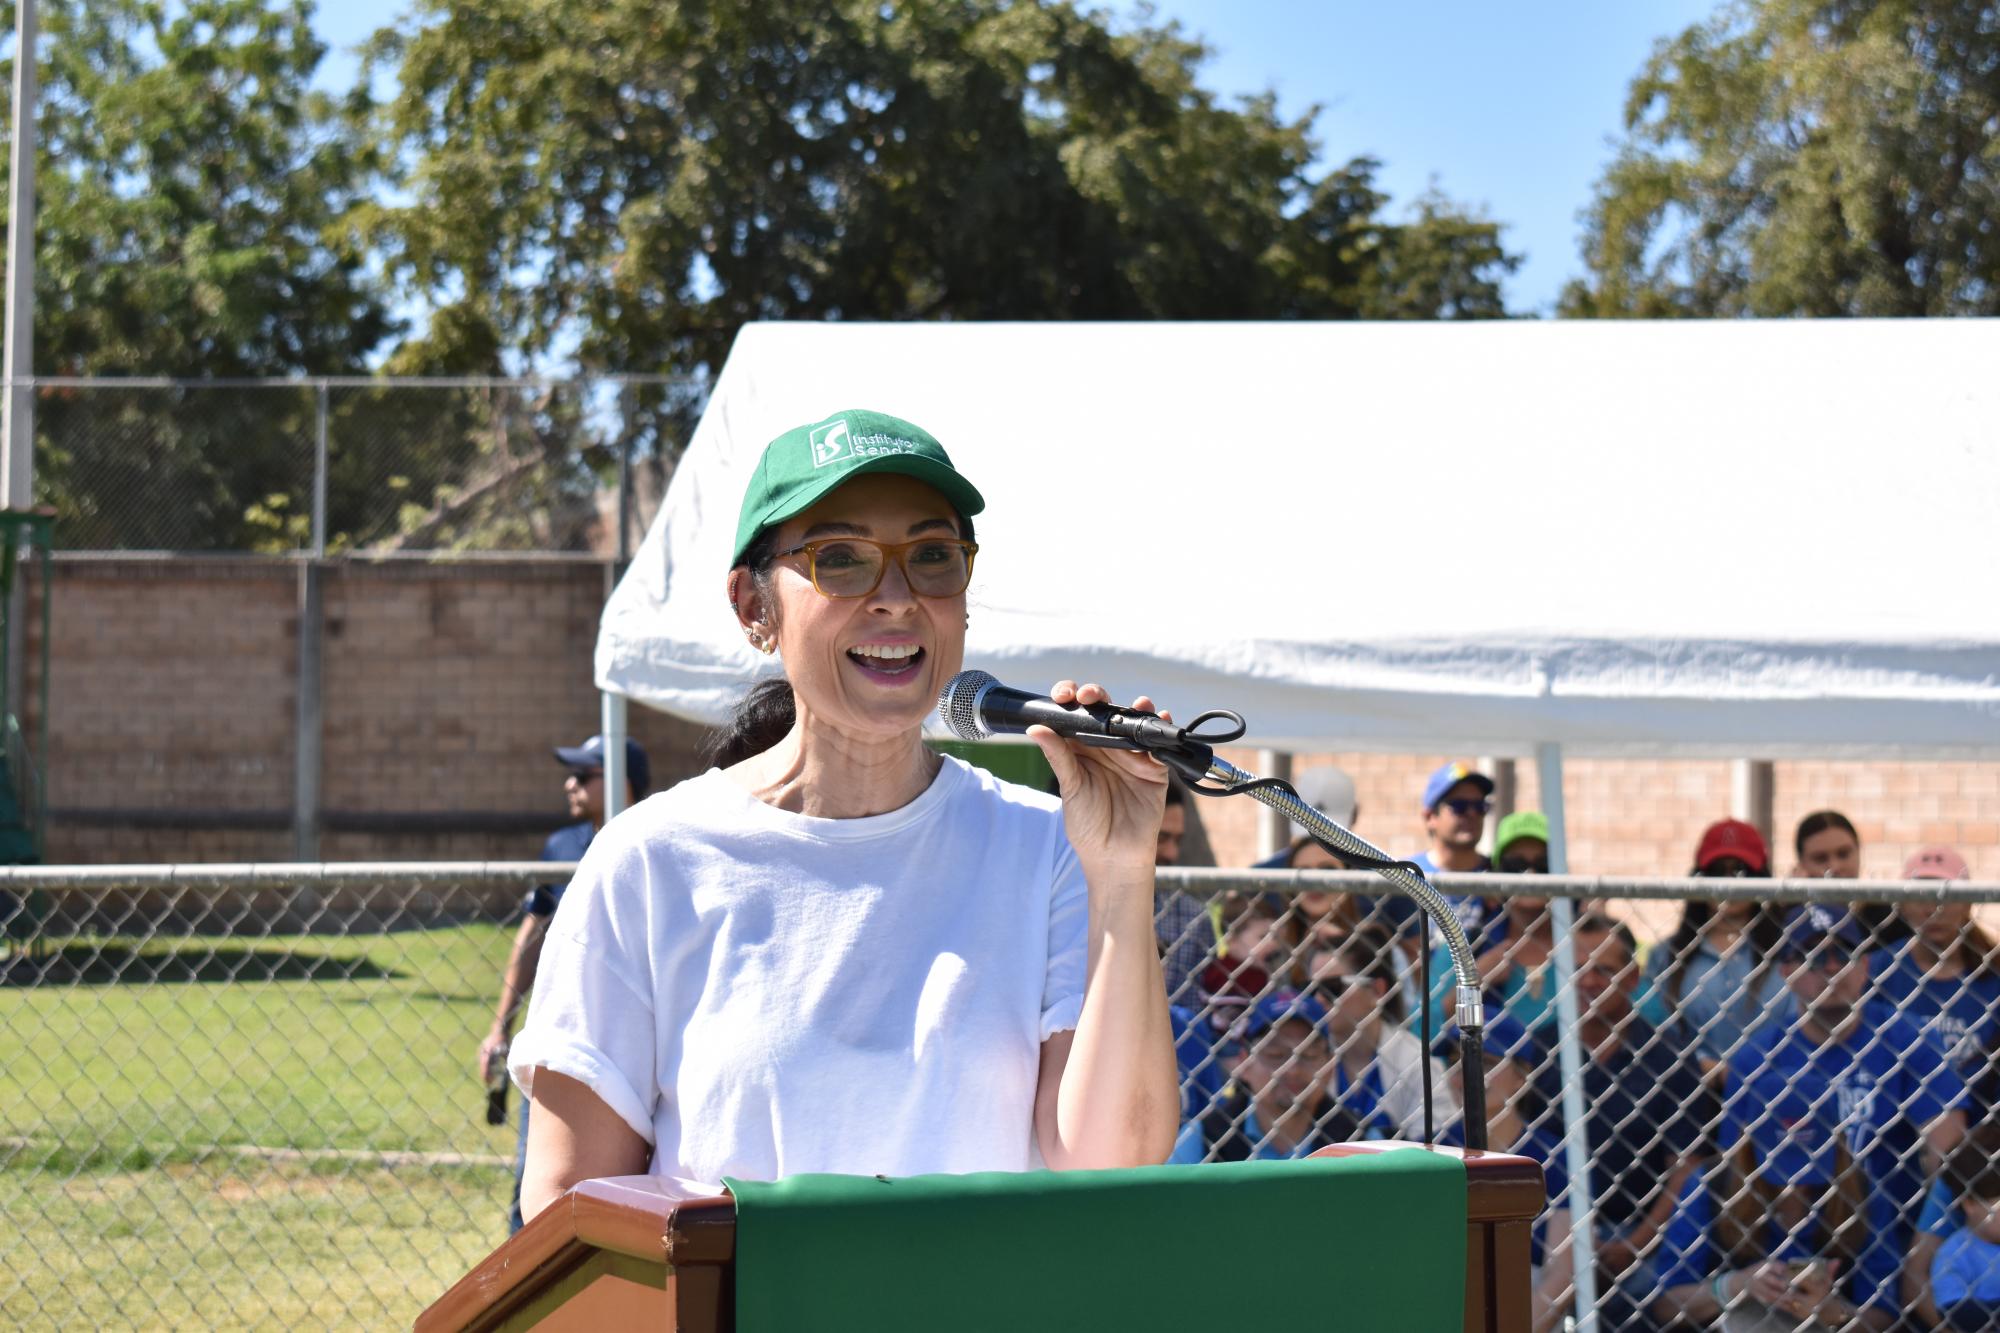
[1780,904,1864,962]
[1422,762,1495,813]
[553,734,652,798]
[1241,992,1329,1039]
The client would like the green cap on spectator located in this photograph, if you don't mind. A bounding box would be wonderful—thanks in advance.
[1493,811,1549,859]
[732,409,986,567]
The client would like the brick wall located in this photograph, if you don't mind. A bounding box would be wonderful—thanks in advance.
[30,555,2000,880]
[34,555,707,865]
[1190,752,2000,885]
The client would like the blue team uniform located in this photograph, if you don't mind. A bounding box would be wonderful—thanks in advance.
[1721,1003,1968,1313]
[1868,944,2000,1082]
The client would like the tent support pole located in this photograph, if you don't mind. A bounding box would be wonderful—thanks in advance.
[1732,758,1774,854]
[1540,742,1599,1333]
[601,691,628,821]
[1253,749,1291,859]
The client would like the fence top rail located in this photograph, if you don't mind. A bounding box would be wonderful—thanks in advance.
[8,373,700,390]
[0,861,564,889]
[1154,867,2000,903]
[8,863,2000,903]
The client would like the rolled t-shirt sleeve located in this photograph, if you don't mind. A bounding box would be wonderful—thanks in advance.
[508,836,660,1146]
[1040,832,1088,1041]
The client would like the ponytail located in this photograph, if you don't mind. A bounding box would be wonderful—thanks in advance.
[704,526,795,769]
[702,677,797,769]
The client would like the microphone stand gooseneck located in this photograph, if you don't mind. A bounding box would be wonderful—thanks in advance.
[936,672,1491,1150]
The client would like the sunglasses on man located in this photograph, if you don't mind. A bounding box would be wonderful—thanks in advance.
[1497,854,1548,874]
[1437,797,1492,817]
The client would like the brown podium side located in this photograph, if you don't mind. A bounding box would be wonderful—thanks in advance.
[416,1144,1544,1332]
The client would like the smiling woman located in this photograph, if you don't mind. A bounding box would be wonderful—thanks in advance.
[507,409,1180,1218]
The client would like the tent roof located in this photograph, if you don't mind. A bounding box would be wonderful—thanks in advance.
[597,320,2000,758]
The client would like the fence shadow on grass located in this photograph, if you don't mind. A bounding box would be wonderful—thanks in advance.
[1,942,402,987]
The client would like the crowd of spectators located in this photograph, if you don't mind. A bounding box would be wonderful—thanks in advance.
[1154,760,1996,1332]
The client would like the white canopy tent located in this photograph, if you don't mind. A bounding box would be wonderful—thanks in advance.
[592,317,1998,1333]
[597,318,2000,761]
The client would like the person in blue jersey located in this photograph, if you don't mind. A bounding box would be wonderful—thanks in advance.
[1705,905,1970,1327]
[1869,846,1999,1086]
[1308,925,1458,1141]
[1420,811,1556,1042]
[1435,1015,1572,1333]
[1637,819,1787,1080]
[1904,1120,2000,1327]
[479,733,651,1233]
[1650,1145,1879,1330]
[1925,1130,2000,1331]
[1167,992,1361,1163]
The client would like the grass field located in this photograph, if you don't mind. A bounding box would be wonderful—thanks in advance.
[1,924,525,1330]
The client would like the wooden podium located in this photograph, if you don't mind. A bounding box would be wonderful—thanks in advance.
[417,1142,1543,1332]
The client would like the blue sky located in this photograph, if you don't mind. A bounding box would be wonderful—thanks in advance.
[313,0,1720,316]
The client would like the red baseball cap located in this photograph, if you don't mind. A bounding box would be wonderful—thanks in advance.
[1695,818,1769,873]
[1903,845,1970,881]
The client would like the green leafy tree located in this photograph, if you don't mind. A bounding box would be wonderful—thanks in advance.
[1563,0,2000,317]
[1,0,398,548]
[359,0,1518,386]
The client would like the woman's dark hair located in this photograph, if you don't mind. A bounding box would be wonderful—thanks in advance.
[1656,899,1785,1015]
[703,510,973,768]
[701,528,796,768]
[1793,809,1859,859]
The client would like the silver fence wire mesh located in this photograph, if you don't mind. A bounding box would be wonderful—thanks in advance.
[1157,869,2000,1333]
[27,375,706,554]
[5,864,2000,1330]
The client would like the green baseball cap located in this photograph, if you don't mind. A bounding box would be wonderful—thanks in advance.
[1493,810,1550,860]
[731,409,986,567]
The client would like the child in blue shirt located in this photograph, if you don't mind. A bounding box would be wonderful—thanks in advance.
[1930,1131,2000,1330]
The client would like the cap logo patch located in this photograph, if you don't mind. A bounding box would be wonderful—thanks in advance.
[809,419,852,468]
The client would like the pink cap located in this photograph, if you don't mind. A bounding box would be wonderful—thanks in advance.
[1903,845,1970,881]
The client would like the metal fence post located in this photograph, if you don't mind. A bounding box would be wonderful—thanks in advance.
[601,691,628,821]
[1540,741,1601,1333]
[312,380,329,559]
[1731,758,1774,855]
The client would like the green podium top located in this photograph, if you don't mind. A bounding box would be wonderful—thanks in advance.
[726,1147,1467,1332]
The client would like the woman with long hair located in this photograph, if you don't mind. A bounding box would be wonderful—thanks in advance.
[1638,819,1788,1079]
[1651,1138,1887,1331]
[508,409,1178,1215]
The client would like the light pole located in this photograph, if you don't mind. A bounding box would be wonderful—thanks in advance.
[2,0,38,509]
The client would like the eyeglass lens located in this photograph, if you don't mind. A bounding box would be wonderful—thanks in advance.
[1442,798,1492,816]
[810,539,972,598]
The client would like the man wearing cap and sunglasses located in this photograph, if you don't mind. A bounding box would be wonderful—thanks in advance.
[478,733,650,1233]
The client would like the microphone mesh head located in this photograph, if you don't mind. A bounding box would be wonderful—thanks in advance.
[937,670,995,741]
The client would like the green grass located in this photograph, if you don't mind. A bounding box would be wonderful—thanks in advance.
[0,1159,509,1331]
[0,925,527,1329]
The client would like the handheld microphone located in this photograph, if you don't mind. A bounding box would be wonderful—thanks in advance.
[936,670,1187,751]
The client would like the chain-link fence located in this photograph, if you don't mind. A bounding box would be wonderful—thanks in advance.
[27,375,706,554]
[1158,868,2000,1333]
[7,863,2000,1330]
[0,864,555,1331]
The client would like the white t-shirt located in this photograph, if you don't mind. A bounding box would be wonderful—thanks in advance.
[509,755,1088,1186]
